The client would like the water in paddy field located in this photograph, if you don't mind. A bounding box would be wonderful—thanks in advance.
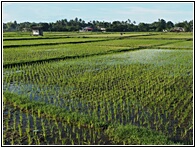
[3,82,88,113]
[3,82,193,144]
[3,105,113,145]
[101,49,192,66]
[3,49,193,145]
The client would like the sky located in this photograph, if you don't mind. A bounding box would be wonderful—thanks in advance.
[2,2,194,24]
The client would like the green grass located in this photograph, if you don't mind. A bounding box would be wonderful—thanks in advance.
[106,124,180,145]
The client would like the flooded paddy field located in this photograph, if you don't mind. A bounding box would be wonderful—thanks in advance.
[3,32,193,145]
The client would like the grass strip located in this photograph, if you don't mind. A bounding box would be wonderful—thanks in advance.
[105,124,182,145]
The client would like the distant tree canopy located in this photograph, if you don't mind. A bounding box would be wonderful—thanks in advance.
[3,18,193,32]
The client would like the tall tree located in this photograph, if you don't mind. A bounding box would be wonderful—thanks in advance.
[166,21,174,30]
[3,18,193,32]
[156,19,166,31]
[138,22,149,32]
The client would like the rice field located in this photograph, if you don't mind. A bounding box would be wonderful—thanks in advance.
[2,31,193,145]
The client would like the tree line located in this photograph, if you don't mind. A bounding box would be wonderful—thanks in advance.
[3,18,193,32]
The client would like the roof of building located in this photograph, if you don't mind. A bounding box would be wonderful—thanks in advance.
[84,27,93,29]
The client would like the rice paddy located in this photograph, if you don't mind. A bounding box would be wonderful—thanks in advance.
[2,31,193,145]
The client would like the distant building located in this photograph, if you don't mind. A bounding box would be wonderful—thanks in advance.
[96,26,106,32]
[100,28,106,32]
[170,27,185,32]
[79,27,93,32]
[32,26,43,36]
[84,27,93,31]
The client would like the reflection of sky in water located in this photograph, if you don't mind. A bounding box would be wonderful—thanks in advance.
[3,82,89,114]
[3,49,192,110]
[3,49,193,144]
[49,49,192,68]
[101,49,192,66]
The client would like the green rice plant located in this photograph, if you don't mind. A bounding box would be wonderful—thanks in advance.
[76,132,80,144]
[11,135,14,145]
[18,125,22,139]
[25,126,30,135]
[83,129,87,142]
[123,140,126,145]
[3,132,6,145]
[3,33,193,145]
[58,129,62,141]
[72,125,76,135]
[92,131,96,143]
[13,112,17,132]
[71,139,74,145]
[5,117,9,131]
[37,108,41,118]
[61,138,66,145]
[33,115,37,132]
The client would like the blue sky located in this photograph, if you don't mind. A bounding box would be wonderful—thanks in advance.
[3,2,193,24]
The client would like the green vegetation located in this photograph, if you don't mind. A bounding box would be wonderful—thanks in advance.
[105,124,178,145]
[3,32,192,66]
[3,92,178,145]
[3,32,193,145]
[3,37,108,47]
[3,18,193,32]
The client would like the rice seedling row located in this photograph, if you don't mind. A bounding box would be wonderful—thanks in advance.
[3,37,111,48]
[3,48,193,145]
[3,32,193,145]
[132,32,193,39]
[3,35,109,41]
[3,103,115,145]
[3,38,188,66]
